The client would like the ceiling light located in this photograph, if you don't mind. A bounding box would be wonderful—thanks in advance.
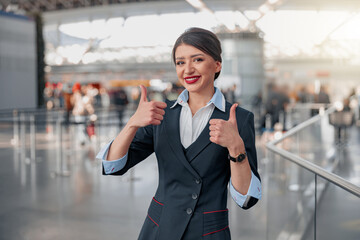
[268,0,280,4]
[259,4,271,14]
[186,0,205,10]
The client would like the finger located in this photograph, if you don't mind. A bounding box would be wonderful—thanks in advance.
[153,108,165,116]
[228,103,238,123]
[209,125,218,131]
[209,136,219,144]
[152,113,164,121]
[150,119,161,125]
[209,119,223,125]
[209,130,219,137]
[153,101,167,109]
[139,85,148,103]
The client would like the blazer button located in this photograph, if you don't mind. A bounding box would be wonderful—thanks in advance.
[186,208,193,215]
[195,179,201,184]
[192,193,198,200]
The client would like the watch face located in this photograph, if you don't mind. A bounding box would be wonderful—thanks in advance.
[228,153,246,162]
[238,153,246,161]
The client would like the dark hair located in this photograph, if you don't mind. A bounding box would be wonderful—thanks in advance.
[172,27,222,80]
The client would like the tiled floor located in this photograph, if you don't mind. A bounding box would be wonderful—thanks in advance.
[0,110,359,240]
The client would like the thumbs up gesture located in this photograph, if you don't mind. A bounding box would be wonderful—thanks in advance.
[209,103,245,154]
[129,85,167,127]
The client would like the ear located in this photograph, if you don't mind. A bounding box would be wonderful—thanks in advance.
[215,61,222,73]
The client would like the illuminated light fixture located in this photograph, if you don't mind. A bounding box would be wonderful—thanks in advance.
[268,0,280,4]
[259,4,271,14]
[186,0,206,9]
[186,0,234,31]
[244,10,261,21]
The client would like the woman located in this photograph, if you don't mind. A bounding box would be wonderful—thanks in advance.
[97,28,261,240]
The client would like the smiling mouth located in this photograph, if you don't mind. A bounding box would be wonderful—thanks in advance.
[184,76,201,84]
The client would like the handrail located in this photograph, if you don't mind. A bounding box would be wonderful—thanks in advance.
[271,106,336,145]
[266,105,360,198]
[266,143,360,197]
[286,103,331,110]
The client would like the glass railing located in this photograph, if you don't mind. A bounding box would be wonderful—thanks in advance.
[1,104,359,239]
[0,107,133,176]
[266,106,360,240]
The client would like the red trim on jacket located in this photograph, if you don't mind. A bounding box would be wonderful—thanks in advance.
[152,197,164,206]
[203,226,229,236]
[203,209,228,214]
[147,214,159,226]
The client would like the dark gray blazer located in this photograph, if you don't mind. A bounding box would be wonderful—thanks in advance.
[103,99,260,240]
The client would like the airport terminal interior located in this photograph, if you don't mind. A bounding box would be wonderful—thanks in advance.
[0,0,360,239]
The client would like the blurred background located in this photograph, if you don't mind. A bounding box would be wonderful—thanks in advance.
[0,1,359,240]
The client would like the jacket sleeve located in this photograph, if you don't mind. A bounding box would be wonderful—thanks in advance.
[237,111,261,209]
[102,124,154,176]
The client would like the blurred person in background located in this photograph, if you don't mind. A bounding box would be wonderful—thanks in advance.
[44,82,55,110]
[251,90,263,131]
[99,87,110,108]
[54,83,63,108]
[348,87,360,123]
[162,83,178,101]
[96,28,261,240]
[312,85,330,116]
[62,81,73,125]
[222,84,237,104]
[278,85,290,130]
[316,86,330,104]
[113,87,128,128]
[72,83,95,145]
[131,86,140,108]
[264,83,289,130]
[298,84,313,103]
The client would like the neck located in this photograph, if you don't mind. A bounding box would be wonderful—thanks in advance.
[188,88,215,116]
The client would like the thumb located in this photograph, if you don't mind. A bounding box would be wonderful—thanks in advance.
[139,85,148,103]
[228,103,238,123]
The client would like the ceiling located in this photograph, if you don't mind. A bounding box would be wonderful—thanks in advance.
[1,1,360,24]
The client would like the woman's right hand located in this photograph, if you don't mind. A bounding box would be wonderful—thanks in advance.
[129,85,167,128]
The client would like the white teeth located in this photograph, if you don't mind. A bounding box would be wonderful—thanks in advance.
[186,77,198,81]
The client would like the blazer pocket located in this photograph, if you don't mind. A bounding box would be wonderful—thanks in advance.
[147,197,164,227]
[138,197,164,240]
[203,209,230,238]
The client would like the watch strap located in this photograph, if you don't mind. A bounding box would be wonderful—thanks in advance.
[228,152,247,163]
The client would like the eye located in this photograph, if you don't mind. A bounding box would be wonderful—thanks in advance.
[194,58,204,62]
[176,61,184,66]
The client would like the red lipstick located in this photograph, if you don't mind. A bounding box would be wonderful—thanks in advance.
[184,75,201,84]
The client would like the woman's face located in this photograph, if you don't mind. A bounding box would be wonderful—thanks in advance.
[175,44,221,96]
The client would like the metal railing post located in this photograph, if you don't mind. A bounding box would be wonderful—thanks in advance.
[314,174,317,240]
[12,110,19,147]
[55,118,70,177]
[20,113,27,161]
[30,114,36,161]
[55,118,62,175]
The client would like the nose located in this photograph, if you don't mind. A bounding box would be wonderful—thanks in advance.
[184,62,194,75]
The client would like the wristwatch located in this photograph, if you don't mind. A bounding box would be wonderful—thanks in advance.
[228,152,247,163]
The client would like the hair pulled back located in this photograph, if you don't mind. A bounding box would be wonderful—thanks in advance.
[172,28,222,80]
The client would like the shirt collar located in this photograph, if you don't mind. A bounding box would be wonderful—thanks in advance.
[170,87,225,112]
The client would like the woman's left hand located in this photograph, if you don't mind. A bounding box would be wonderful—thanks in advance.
[209,103,245,156]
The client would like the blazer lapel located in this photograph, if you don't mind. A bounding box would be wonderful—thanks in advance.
[164,104,201,179]
[185,106,229,162]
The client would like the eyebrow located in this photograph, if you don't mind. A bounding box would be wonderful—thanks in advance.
[175,53,205,60]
